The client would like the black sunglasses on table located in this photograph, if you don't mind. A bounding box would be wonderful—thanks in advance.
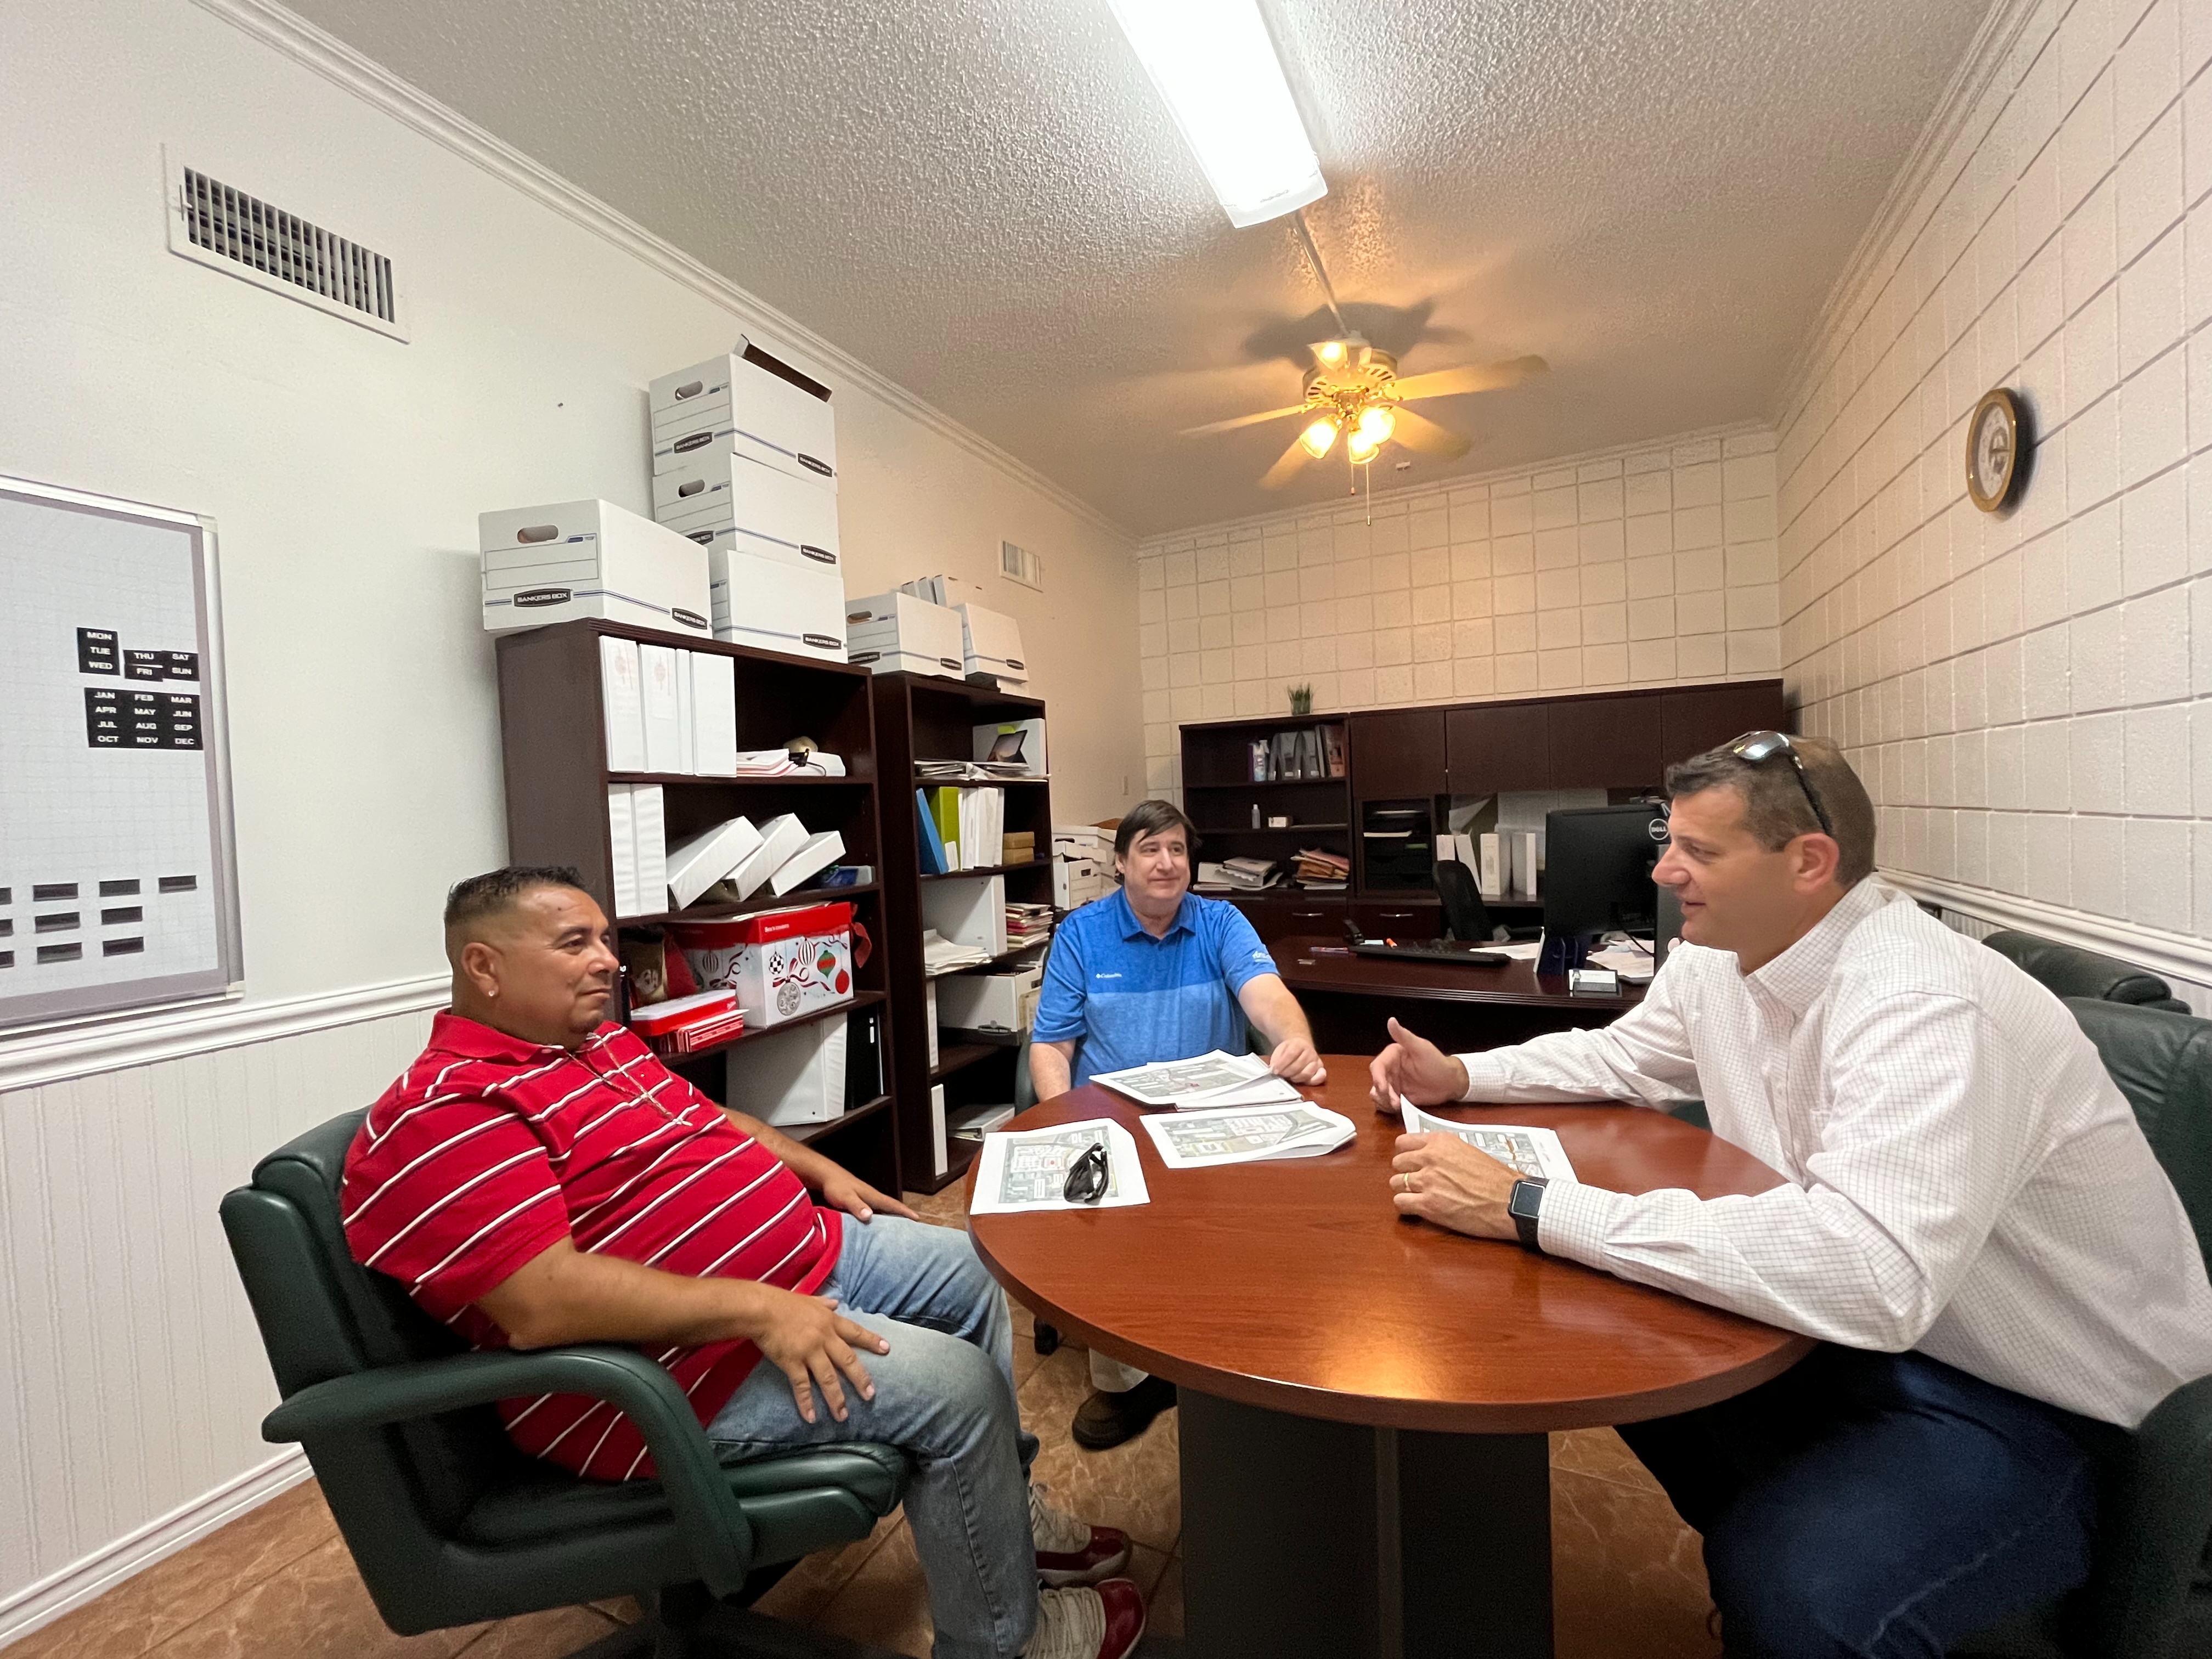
[1063,1141,1109,1204]
[1722,730,1836,840]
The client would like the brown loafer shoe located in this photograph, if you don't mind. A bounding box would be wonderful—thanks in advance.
[1070,1374,1177,1451]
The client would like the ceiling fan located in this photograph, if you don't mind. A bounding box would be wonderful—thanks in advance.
[1183,336,1549,488]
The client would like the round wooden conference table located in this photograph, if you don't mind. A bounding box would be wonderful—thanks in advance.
[966,1062,1815,1659]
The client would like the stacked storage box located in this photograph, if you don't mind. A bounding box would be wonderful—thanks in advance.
[845,591,967,678]
[479,498,713,639]
[649,335,847,662]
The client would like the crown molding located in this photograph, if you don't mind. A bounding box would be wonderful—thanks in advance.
[1136,418,1776,550]
[1881,871,2212,992]
[188,0,1132,545]
[0,972,445,1095]
[1768,0,2045,425]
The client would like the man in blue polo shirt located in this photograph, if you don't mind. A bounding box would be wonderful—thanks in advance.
[1031,798,1324,1447]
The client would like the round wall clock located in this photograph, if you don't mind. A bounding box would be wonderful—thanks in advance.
[1966,388,2028,512]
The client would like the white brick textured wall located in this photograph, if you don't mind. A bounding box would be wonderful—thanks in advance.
[1135,426,1784,796]
[1777,0,2212,981]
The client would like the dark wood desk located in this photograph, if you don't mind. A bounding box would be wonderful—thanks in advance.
[1272,934,1647,1053]
[968,1066,1810,1659]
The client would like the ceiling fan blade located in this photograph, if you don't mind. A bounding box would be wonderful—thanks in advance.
[1260,433,1318,489]
[1389,354,1549,403]
[1389,407,1472,460]
[1180,403,1309,437]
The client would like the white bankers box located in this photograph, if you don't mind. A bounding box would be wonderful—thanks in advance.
[653,452,841,577]
[481,499,712,638]
[845,591,966,678]
[650,337,838,488]
[710,547,847,663]
[956,603,1027,689]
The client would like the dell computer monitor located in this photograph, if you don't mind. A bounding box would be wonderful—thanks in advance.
[1542,803,1670,943]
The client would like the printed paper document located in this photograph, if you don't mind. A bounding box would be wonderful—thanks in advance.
[1400,1101,1578,1182]
[969,1120,1151,1214]
[1139,1103,1355,1169]
[1090,1051,1302,1110]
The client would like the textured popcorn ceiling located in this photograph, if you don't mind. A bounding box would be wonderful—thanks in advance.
[288,0,1991,534]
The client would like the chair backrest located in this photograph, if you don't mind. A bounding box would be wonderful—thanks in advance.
[2063,999,2212,1267]
[1433,859,1497,944]
[220,1108,528,1530]
[1990,931,2189,1013]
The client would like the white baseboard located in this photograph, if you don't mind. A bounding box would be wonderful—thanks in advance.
[0,1450,309,1650]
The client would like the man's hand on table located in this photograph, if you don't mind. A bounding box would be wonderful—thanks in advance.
[752,1288,890,1424]
[1267,1036,1328,1085]
[817,1170,918,1225]
[1368,1018,1471,1115]
[1390,1133,1520,1239]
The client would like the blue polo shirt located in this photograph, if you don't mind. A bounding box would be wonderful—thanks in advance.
[1031,888,1279,1088]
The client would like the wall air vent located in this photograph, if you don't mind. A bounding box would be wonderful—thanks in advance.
[163,148,407,342]
[1001,539,1044,591]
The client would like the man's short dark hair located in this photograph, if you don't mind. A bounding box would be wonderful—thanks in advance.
[1113,800,1198,864]
[1663,735,1877,887]
[443,865,589,935]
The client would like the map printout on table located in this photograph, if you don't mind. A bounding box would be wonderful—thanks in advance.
[970,1119,1151,1214]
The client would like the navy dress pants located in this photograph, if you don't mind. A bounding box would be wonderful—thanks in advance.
[1618,1347,2119,1659]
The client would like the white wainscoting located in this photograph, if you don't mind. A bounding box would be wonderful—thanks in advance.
[0,999,438,1648]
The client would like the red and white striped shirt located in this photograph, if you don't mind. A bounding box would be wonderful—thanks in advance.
[341,1011,840,1481]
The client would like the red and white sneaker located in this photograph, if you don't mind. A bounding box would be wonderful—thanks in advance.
[1030,1482,1131,1587]
[1025,1579,1146,1659]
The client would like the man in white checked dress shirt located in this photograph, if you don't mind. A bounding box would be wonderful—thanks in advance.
[1372,733,2212,1658]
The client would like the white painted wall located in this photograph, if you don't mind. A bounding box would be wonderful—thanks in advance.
[1133,425,1784,798]
[0,0,1137,1638]
[1775,0,2212,1005]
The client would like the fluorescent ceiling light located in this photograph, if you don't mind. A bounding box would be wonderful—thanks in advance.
[1105,0,1326,228]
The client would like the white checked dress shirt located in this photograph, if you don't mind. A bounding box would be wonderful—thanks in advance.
[1459,877,2212,1428]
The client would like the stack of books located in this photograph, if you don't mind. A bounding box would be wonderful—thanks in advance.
[1292,849,1350,890]
[1220,856,1283,891]
[1006,902,1054,948]
[630,989,746,1057]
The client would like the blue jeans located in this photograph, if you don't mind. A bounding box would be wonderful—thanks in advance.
[706,1215,1041,1659]
[1620,1347,2119,1658]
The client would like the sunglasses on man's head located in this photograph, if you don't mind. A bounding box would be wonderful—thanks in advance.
[1063,1141,1109,1204]
[1723,730,1836,839]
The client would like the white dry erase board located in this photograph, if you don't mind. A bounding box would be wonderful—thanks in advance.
[0,475,242,1029]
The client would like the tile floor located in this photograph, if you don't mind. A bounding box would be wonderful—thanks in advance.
[14,1182,1722,1658]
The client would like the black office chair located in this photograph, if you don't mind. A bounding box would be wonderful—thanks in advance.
[220,1109,912,1656]
[1984,930,2191,1014]
[1432,859,1502,944]
[1948,997,2212,1658]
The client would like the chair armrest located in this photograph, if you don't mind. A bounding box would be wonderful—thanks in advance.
[264,1346,755,1599]
[2089,1372,2212,1659]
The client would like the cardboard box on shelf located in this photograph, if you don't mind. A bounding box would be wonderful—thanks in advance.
[670,900,854,1029]
[650,336,838,488]
[480,499,710,637]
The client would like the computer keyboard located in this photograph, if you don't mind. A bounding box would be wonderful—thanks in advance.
[1350,941,1510,966]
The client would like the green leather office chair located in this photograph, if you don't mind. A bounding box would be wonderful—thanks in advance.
[1984,930,2191,1014]
[219,1109,911,1657]
[1953,997,2212,1659]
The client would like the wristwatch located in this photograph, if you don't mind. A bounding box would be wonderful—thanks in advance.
[1508,1177,1550,1251]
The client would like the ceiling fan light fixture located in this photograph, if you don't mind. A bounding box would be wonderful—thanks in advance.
[1347,430,1384,465]
[1353,404,1396,446]
[1299,414,1341,458]
[1105,0,1327,229]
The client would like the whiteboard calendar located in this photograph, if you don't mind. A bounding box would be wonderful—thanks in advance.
[0,476,242,1029]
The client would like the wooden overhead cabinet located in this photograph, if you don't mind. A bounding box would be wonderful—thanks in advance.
[1660,682,1789,768]
[1544,693,1664,789]
[1444,702,1550,795]
[1350,707,1447,797]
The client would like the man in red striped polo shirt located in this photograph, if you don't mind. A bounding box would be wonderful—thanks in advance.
[343,867,1144,1659]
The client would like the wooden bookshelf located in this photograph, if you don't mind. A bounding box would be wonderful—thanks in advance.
[871,672,1055,1192]
[493,618,899,1195]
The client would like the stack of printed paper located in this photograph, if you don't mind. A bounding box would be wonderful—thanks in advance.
[1399,1101,1578,1181]
[970,1119,1150,1214]
[1139,1102,1355,1169]
[1091,1051,1303,1110]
